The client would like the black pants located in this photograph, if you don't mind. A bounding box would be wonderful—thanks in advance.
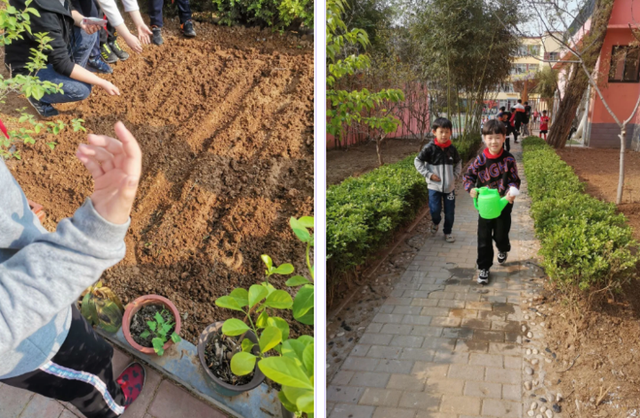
[0,306,125,418]
[503,134,510,152]
[149,0,192,27]
[100,21,117,45]
[477,203,513,270]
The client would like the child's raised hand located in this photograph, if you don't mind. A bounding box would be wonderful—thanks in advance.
[506,194,516,204]
[470,189,478,198]
[76,122,142,225]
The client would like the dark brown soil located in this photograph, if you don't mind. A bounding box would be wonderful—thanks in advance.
[557,147,640,240]
[130,304,176,347]
[204,331,255,386]
[326,137,424,186]
[2,19,314,345]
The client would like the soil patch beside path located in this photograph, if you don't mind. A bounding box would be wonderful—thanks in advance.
[3,20,314,344]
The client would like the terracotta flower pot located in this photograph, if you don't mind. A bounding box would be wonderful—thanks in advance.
[122,295,181,355]
[197,321,265,397]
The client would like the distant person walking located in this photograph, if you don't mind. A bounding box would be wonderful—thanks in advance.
[539,110,550,141]
[522,101,532,136]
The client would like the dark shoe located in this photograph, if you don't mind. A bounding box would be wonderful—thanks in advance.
[87,57,113,74]
[430,222,439,234]
[109,40,129,61]
[498,251,508,264]
[27,97,58,118]
[100,43,118,64]
[477,269,489,285]
[151,26,164,45]
[116,362,146,409]
[181,20,196,38]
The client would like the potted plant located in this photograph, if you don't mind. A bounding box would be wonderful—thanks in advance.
[201,216,314,416]
[79,281,125,333]
[122,295,182,356]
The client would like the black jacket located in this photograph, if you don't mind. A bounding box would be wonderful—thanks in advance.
[414,141,462,194]
[5,0,77,77]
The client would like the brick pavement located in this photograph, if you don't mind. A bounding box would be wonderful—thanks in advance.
[328,141,538,418]
[0,346,228,418]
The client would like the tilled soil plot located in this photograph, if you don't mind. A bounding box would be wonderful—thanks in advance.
[3,21,314,344]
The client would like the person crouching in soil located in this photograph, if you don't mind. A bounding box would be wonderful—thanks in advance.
[414,117,462,243]
[463,119,521,285]
[0,122,146,418]
[4,0,121,118]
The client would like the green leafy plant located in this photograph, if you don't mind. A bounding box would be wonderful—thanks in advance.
[79,281,125,333]
[139,309,182,356]
[521,136,639,293]
[214,216,314,416]
[211,0,313,29]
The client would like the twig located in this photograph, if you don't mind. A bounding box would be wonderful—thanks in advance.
[596,384,612,406]
[558,353,580,373]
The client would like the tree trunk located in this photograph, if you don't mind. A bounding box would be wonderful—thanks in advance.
[547,0,615,149]
[616,126,626,204]
[376,139,384,166]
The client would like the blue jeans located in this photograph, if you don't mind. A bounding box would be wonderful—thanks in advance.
[148,0,192,26]
[36,28,97,105]
[429,189,456,234]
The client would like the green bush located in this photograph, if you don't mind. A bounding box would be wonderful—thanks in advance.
[327,155,428,278]
[210,0,313,29]
[521,136,638,292]
[454,133,482,162]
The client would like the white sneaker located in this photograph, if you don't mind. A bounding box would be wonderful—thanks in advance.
[477,269,489,285]
[430,223,439,234]
[445,234,455,243]
[497,252,508,264]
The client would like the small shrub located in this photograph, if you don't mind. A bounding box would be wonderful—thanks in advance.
[521,136,639,293]
[210,0,313,29]
[453,132,482,162]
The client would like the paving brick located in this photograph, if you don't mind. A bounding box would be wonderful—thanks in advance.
[411,362,449,379]
[461,318,492,329]
[386,374,426,392]
[473,330,506,342]
[390,335,424,348]
[58,402,83,417]
[351,344,371,357]
[430,317,461,327]
[379,324,414,335]
[420,307,451,317]
[411,298,439,307]
[386,297,413,306]
[0,383,34,418]
[400,347,435,361]
[469,353,504,368]
[375,360,415,374]
[449,308,478,318]
[454,339,489,352]
[441,327,473,340]
[433,350,469,364]
[373,313,404,323]
[448,364,484,381]
[378,305,395,314]
[410,325,443,337]
[489,342,521,356]
[481,399,522,418]
[504,355,522,369]
[372,407,416,418]
[342,357,381,371]
[502,384,521,401]
[366,323,384,333]
[463,380,502,399]
[332,371,355,385]
[437,300,466,309]
[485,367,520,385]
[358,388,403,407]
[60,410,81,418]
[392,306,423,315]
[329,403,375,418]
[423,337,456,350]
[466,301,492,311]
[112,347,134,375]
[402,314,434,326]
[327,386,365,404]
[19,394,64,418]
[425,378,464,395]
[350,372,391,388]
[148,380,226,418]
[366,345,402,359]
[398,391,441,410]
[359,333,393,345]
[428,291,456,300]
[440,395,481,414]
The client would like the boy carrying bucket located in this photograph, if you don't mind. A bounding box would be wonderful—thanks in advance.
[463,119,521,285]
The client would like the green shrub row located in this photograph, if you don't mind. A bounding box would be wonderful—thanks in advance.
[521,137,638,292]
[454,133,483,162]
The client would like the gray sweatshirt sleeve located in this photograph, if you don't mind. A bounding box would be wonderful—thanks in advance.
[414,147,434,180]
[0,174,129,355]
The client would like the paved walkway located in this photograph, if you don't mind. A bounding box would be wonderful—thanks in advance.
[327,141,541,418]
[0,346,228,418]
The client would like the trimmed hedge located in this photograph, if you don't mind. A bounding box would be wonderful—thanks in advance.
[521,137,638,292]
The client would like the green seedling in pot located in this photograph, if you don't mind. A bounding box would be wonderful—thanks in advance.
[139,310,181,356]
[80,281,124,334]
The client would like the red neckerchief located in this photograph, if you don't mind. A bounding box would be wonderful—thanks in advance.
[484,147,504,159]
[434,138,452,149]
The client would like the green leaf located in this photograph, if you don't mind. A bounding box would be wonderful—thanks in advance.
[256,310,269,328]
[80,292,97,325]
[258,357,313,389]
[215,296,244,312]
[296,391,314,413]
[241,338,254,352]
[298,216,314,228]
[154,312,164,324]
[221,318,250,336]
[261,254,273,269]
[147,321,157,332]
[229,288,249,307]
[278,390,297,413]
[152,338,165,355]
[303,343,314,376]
[290,217,311,242]
[259,326,282,353]
[230,352,256,376]
[140,330,150,339]
[248,284,268,309]
[265,290,293,309]
[282,339,305,364]
[293,285,314,323]
[170,333,181,343]
[273,263,294,275]
[285,275,311,287]
[298,335,314,346]
[267,316,290,341]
